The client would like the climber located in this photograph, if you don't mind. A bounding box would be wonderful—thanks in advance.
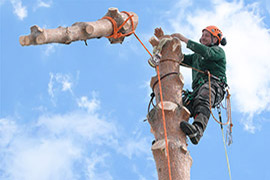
[170,26,228,145]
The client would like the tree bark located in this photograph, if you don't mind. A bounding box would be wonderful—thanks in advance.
[147,30,192,180]
[19,7,138,46]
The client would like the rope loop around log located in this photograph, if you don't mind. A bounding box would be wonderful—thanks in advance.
[102,11,135,39]
[151,72,179,90]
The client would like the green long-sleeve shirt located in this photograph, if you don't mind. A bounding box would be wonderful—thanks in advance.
[183,40,227,89]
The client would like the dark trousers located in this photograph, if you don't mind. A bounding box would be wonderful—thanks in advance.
[184,80,225,131]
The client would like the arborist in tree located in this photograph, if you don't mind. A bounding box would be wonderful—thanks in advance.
[170,26,228,145]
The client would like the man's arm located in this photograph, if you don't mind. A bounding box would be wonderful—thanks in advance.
[187,40,225,60]
[171,33,224,60]
[171,33,189,44]
[171,33,193,65]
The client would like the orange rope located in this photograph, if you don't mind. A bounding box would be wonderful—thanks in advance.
[103,12,174,180]
[133,33,152,57]
[133,33,172,180]
[132,32,172,180]
[123,16,172,180]
[180,62,205,74]
[102,11,135,39]
[156,65,173,180]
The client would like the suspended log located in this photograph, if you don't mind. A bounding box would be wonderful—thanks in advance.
[19,7,138,46]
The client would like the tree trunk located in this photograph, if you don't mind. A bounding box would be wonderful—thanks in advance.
[147,32,192,180]
[19,7,138,46]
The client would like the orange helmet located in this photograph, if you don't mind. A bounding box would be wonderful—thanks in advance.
[203,25,223,44]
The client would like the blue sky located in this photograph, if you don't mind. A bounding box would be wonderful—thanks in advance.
[1,0,270,179]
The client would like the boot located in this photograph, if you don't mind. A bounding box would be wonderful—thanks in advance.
[180,121,203,145]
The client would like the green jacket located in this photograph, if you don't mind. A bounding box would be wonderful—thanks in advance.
[183,40,227,89]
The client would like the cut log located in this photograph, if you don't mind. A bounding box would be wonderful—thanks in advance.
[19,7,138,46]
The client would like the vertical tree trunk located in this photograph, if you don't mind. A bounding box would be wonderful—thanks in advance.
[147,35,192,180]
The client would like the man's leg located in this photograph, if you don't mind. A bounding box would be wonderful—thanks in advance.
[180,113,206,144]
[180,81,218,144]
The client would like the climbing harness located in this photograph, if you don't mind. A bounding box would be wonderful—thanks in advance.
[180,64,233,137]
[205,71,231,126]
[180,62,233,126]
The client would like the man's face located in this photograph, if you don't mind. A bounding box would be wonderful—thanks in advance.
[200,30,217,46]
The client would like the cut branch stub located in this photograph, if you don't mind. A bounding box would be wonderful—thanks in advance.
[19,7,138,46]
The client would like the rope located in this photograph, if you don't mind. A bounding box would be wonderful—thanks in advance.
[218,108,232,180]
[148,92,156,114]
[148,72,179,115]
[104,14,173,180]
[225,89,233,146]
[151,72,179,90]
[222,127,232,180]
[102,11,135,39]
[133,34,173,180]
[133,33,153,57]
[156,65,173,180]
[180,62,205,74]
[160,59,181,64]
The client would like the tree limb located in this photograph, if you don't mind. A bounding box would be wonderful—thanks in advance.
[19,7,138,46]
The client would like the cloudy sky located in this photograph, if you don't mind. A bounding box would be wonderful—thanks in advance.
[1,0,270,179]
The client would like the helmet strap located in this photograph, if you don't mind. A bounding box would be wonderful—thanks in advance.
[210,34,215,46]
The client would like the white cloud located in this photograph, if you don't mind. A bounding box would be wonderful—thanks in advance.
[10,0,27,20]
[132,164,147,180]
[43,44,57,56]
[86,153,113,180]
[37,111,118,144]
[77,94,100,113]
[168,0,270,133]
[48,72,73,99]
[118,136,150,159]
[33,0,52,11]
[0,94,118,179]
[1,72,152,179]
[243,115,256,134]
[0,118,17,148]
[4,139,80,180]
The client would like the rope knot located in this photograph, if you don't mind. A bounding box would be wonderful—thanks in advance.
[102,11,135,40]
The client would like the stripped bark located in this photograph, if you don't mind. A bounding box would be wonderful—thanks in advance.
[19,7,138,46]
[147,28,192,180]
